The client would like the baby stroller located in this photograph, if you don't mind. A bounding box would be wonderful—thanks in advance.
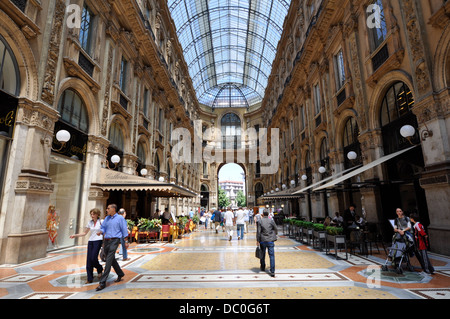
[381,232,415,274]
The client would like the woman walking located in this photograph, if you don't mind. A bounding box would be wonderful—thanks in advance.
[70,208,104,284]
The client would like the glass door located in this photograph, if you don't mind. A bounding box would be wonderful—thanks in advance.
[47,155,83,251]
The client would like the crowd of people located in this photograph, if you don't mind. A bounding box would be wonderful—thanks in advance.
[68,204,280,290]
[67,200,435,293]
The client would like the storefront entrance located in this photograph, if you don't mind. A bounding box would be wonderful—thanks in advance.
[48,155,83,250]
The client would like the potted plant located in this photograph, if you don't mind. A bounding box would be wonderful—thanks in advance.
[282,219,290,236]
[301,221,314,245]
[325,226,347,260]
[313,223,326,250]
[137,218,150,231]
[148,218,162,232]
[192,215,200,231]
[178,216,189,236]
[293,220,305,241]
[126,219,135,229]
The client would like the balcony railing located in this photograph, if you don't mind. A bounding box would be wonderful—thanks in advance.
[372,44,389,71]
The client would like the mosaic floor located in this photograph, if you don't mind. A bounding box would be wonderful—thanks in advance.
[1,224,450,301]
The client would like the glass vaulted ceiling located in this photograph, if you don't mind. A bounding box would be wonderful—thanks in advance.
[168,0,291,108]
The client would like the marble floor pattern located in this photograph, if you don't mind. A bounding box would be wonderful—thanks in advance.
[1,224,450,300]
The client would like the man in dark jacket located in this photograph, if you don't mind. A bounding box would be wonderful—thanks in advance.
[213,209,222,233]
[256,209,278,277]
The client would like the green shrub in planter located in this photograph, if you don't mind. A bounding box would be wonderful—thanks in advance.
[304,221,314,229]
[293,220,303,227]
[313,223,325,231]
[326,226,343,235]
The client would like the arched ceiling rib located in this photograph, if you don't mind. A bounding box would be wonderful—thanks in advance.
[168,0,291,108]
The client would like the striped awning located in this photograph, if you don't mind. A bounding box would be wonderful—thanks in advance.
[98,168,197,198]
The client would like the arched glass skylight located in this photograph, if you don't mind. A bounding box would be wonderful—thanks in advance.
[212,84,249,108]
[168,0,291,107]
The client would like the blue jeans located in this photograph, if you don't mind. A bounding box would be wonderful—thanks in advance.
[119,237,128,259]
[237,224,244,239]
[260,242,275,274]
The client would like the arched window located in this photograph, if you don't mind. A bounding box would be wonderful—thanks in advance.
[255,182,264,200]
[221,113,241,149]
[155,155,160,179]
[294,159,298,186]
[0,35,20,96]
[304,150,312,185]
[319,138,330,178]
[380,82,415,127]
[343,117,361,168]
[136,142,146,175]
[107,122,124,170]
[137,142,146,164]
[57,89,89,133]
[380,82,419,155]
[109,122,124,150]
[343,117,359,148]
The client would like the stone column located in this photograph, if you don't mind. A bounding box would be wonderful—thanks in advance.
[413,96,450,255]
[82,135,111,243]
[0,99,58,264]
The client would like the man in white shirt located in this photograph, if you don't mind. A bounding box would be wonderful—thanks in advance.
[224,208,235,241]
[235,207,246,240]
[243,207,249,233]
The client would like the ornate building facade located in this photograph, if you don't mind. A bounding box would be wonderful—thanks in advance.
[0,0,449,264]
[260,0,450,255]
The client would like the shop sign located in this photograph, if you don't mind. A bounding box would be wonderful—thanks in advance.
[53,121,88,161]
[0,89,18,138]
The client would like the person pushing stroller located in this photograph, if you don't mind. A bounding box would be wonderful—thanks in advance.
[382,208,415,274]
[393,208,414,246]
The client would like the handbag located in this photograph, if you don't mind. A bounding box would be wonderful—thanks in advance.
[99,244,106,262]
[255,246,261,259]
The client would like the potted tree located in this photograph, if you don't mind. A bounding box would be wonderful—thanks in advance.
[325,226,347,260]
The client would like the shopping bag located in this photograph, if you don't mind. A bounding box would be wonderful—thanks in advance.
[255,246,261,259]
[99,245,106,262]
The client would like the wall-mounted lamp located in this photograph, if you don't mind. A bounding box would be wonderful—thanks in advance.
[301,174,307,181]
[41,129,71,152]
[140,168,148,176]
[290,180,295,185]
[400,125,416,143]
[105,154,120,169]
[318,166,326,174]
[347,151,357,161]
[400,124,433,144]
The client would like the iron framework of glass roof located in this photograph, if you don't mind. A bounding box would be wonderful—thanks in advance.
[168,0,291,108]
